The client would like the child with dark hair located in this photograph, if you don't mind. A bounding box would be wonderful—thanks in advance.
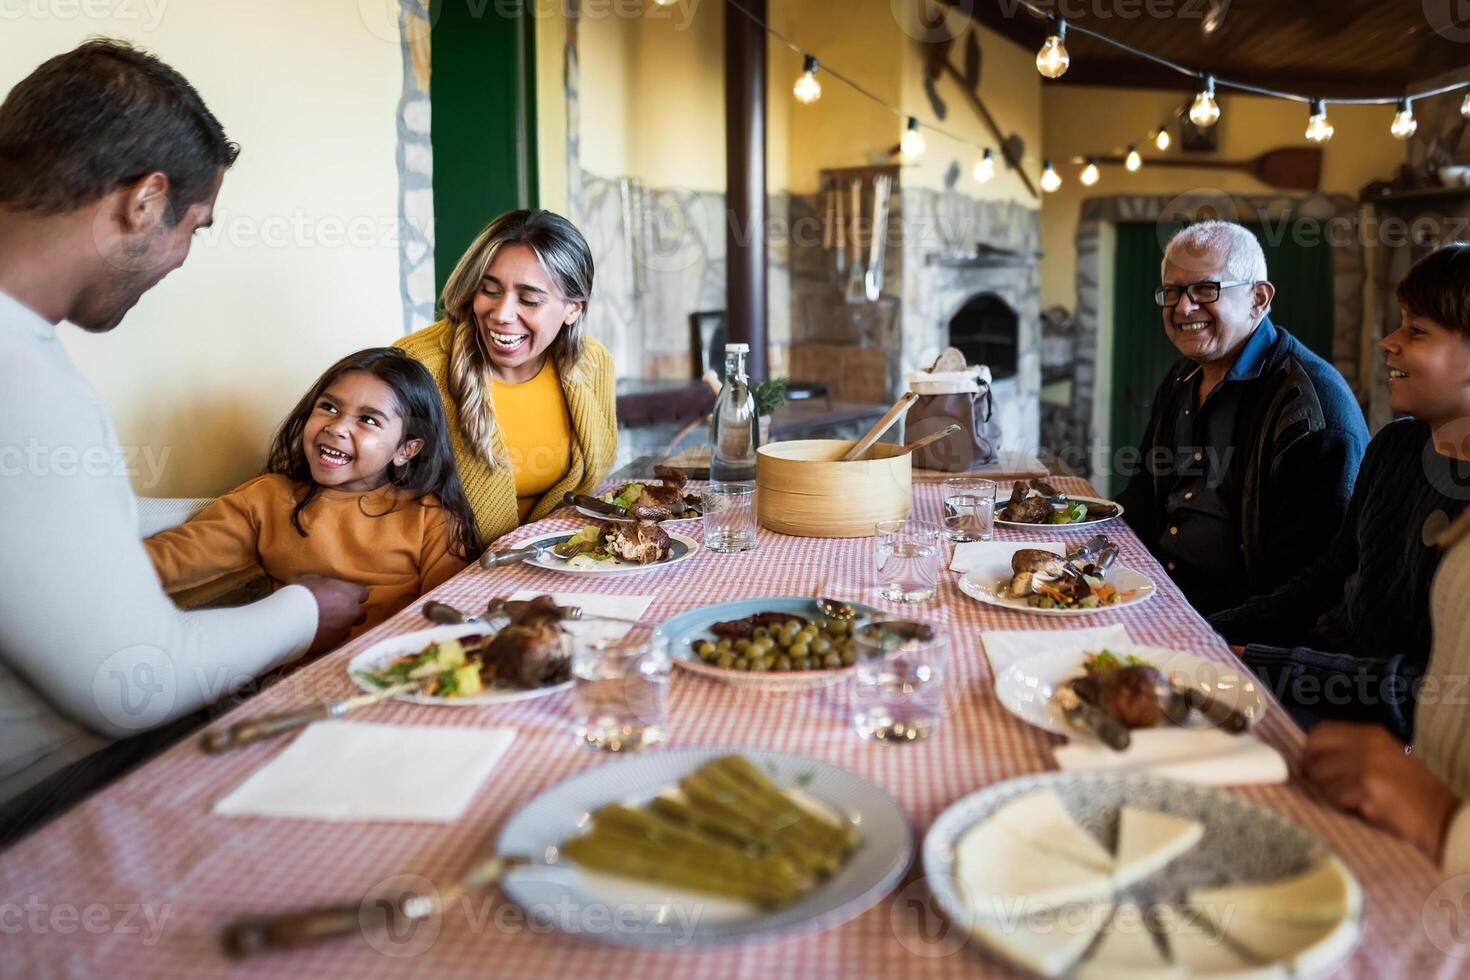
[146,348,482,637]
[1211,243,1470,737]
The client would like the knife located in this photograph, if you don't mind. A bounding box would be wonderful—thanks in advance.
[563,492,631,519]
[200,675,441,753]
[1053,681,1131,751]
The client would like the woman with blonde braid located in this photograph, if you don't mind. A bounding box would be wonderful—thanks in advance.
[395,210,617,545]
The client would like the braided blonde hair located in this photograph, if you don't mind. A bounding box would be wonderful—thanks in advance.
[439,209,594,468]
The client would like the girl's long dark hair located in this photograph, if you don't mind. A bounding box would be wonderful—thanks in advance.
[265,347,482,563]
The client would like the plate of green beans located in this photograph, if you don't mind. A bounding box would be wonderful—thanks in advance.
[496,748,912,947]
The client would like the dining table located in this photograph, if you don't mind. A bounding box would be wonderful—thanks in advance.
[1,476,1461,978]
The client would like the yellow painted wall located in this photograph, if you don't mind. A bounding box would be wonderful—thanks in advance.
[536,5,568,214]
[0,2,403,498]
[565,1,1042,204]
[1040,87,1403,310]
[577,1,725,191]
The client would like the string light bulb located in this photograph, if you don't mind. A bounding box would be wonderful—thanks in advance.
[1154,127,1171,151]
[1035,19,1070,79]
[900,117,926,158]
[1189,75,1221,127]
[1079,159,1100,186]
[1391,98,1417,140]
[973,148,995,183]
[1040,159,1062,193]
[1462,90,1470,119]
[793,54,821,105]
[1304,99,1334,143]
[1125,146,1142,171]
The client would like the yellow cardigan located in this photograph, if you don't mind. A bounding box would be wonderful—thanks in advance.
[395,320,618,546]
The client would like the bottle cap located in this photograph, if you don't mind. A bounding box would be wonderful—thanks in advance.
[724,342,750,353]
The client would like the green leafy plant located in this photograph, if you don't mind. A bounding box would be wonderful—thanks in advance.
[753,377,789,417]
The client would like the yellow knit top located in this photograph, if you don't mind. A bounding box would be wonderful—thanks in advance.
[491,360,574,522]
[394,320,618,546]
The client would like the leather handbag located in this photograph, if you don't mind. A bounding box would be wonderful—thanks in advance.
[905,383,1002,472]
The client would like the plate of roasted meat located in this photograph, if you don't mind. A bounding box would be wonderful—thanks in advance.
[958,537,1155,615]
[566,465,702,524]
[348,596,574,705]
[997,478,1123,528]
[506,520,700,575]
[995,645,1265,746]
[659,596,879,691]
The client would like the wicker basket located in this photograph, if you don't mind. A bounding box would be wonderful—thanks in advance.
[755,439,912,538]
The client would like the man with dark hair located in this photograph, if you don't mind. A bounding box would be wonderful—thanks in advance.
[0,40,367,840]
[1212,243,1470,738]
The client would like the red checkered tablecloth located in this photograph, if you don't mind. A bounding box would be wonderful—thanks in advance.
[0,479,1461,977]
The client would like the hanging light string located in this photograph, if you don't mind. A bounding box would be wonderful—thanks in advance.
[1011,0,1470,106]
[718,0,1468,194]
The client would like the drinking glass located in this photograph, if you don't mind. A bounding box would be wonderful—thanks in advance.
[571,633,670,752]
[874,519,942,603]
[851,620,949,742]
[942,478,996,542]
[701,483,757,553]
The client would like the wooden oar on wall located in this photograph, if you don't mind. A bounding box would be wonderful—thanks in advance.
[1096,147,1323,192]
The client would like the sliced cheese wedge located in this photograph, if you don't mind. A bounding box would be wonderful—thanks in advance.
[1154,904,1288,980]
[1189,857,1360,926]
[955,818,1115,914]
[1112,807,1204,889]
[968,902,1113,978]
[987,790,1114,872]
[1076,903,1182,980]
[1196,907,1359,976]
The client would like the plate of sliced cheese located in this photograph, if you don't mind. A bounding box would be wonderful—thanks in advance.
[923,772,1361,978]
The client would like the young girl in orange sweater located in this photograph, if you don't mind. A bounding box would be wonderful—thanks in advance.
[146,348,482,639]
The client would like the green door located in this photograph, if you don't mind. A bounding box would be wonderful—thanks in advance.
[431,0,540,299]
[1108,221,1335,494]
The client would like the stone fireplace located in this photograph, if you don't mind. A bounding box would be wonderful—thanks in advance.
[788,174,1042,452]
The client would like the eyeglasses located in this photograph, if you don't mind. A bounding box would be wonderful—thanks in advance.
[1154,280,1254,307]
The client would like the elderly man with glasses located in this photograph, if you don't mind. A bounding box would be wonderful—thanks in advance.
[1114,221,1368,615]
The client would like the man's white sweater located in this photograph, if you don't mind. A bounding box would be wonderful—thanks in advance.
[0,289,316,805]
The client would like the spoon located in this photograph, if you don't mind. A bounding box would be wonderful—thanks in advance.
[485,597,659,629]
[816,596,857,621]
[422,600,483,625]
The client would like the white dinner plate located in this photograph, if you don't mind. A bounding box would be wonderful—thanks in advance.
[347,622,572,706]
[994,643,1266,739]
[924,772,1360,979]
[573,504,700,526]
[496,747,913,948]
[995,494,1125,529]
[957,562,1156,616]
[509,528,701,575]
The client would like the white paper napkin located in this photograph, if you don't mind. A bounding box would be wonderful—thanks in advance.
[214,721,515,822]
[979,623,1133,677]
[951,540,1063,574]
[508,590,654,643]
[1053,728,1288,786]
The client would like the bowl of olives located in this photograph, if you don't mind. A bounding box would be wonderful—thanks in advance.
[657,596,879,691]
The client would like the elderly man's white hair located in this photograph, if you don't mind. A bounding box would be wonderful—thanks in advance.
[1161,221,1269,283]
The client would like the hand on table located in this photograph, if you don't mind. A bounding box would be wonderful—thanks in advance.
[295,575,368,656]
[1302,721,1460,862]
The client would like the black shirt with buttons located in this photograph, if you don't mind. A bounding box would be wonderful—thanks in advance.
[1150,319,1278,615]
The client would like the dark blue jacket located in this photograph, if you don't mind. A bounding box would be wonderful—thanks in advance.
[1117,318,1368,602]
